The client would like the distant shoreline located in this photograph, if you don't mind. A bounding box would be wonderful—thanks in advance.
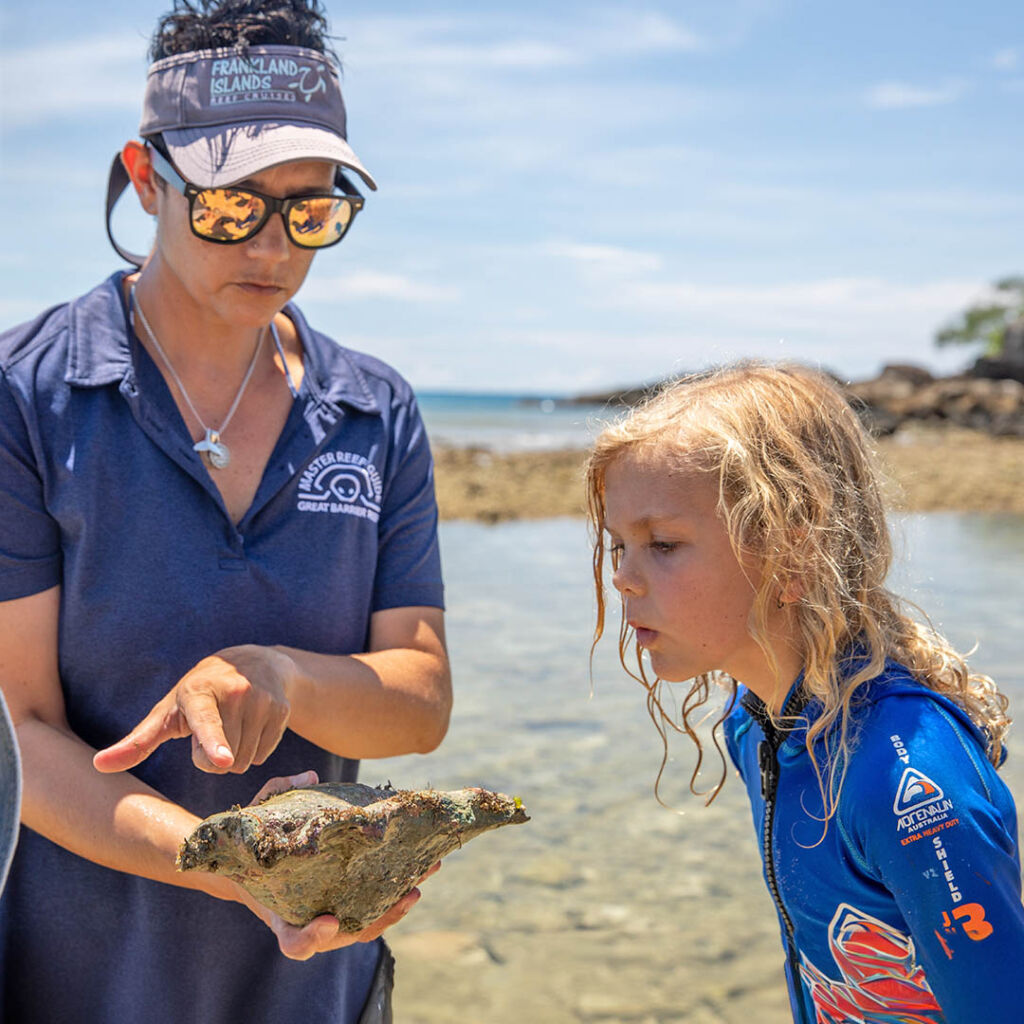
[434,424,1024,522]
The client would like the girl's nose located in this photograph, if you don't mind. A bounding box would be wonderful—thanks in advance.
[612,557,643,597]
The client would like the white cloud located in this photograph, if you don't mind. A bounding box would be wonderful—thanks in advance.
[302,270,460,304]
[609,275,983,323]
[346,20,577,71]
[714,182,1024,220]
[545,241,663,276]
[592,11,705,55]
[864,79,966,109]
[345,10,705,74]
[0,35,144,125]
[0,12,706,131]
[991,47,1019,72]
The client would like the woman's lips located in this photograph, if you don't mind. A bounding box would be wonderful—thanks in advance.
[236,282,283,296]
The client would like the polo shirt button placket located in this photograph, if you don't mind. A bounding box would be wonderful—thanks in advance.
[218,530,247,572]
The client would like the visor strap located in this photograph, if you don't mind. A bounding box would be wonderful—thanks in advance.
[105,154,148,268]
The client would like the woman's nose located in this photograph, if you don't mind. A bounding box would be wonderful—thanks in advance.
[247,210,292,260]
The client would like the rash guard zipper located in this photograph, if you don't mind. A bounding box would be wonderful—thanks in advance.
[747,688,811,1024]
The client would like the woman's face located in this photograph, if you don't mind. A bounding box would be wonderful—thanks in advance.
[604,451,800,702]
[146,153,336,329]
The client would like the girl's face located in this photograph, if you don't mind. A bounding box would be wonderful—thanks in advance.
[604,451,800,703]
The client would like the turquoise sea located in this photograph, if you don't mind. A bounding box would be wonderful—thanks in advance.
[375,509,1024,1022]
[417,391,606,451]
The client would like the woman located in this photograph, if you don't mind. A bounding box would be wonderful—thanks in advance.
[0,2,450,1021]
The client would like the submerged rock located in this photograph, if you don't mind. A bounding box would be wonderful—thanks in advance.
[177,783,529,930]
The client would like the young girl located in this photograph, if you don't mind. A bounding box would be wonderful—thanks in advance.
[586,362,1023,1023]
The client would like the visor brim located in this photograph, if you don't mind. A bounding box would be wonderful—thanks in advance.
[161,121,378,191]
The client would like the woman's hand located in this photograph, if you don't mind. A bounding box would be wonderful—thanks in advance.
[248,886,426,961]
[92,645,297,774]
[237,771,440,961]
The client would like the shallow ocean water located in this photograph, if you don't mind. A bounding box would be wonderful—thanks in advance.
[378,513,1024,1023]
[417,392,606,452]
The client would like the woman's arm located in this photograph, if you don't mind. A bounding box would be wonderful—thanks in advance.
[4,587,209,888]
[93,605,451,774]
[282,604,452,758]
[4,586,425,959]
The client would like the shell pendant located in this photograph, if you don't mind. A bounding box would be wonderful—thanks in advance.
[194,428,231,470]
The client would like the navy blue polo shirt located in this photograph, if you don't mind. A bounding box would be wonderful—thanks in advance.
[0,271,444,1023]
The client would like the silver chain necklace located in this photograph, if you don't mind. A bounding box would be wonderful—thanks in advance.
[131,283,266,470]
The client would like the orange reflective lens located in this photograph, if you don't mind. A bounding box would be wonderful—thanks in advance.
[192,189,265,242]
[149,147,362,250]
[190,188,355,247]
[286,196,354,247]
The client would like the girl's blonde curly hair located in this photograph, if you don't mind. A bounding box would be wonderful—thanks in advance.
[586,362,1010,815]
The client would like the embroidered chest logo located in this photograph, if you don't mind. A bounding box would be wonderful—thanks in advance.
[297,451,382,522]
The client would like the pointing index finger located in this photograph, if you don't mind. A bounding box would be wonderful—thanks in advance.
[92,697,186,773]
[179,688,234,769]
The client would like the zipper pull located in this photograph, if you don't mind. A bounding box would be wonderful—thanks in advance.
[758,739,777,799]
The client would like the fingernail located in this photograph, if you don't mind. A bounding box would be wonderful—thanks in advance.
[216,745,233,761]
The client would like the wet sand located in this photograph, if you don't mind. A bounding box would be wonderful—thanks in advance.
[433,425,1024,522]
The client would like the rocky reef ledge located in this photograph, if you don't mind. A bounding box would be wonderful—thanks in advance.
[433,364,1024,521]
[847,364,1023,437]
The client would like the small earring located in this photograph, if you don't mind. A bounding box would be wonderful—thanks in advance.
[776,597,785,610]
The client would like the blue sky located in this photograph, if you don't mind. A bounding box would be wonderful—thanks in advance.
[1,0,1021,393]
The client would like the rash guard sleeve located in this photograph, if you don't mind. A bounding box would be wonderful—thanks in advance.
[840,695,1024,1022]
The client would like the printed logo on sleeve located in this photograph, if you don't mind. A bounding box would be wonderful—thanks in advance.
[297,451,382,521]
[893,768,945,815]
[890,738,959,845]
[893,767,955,839]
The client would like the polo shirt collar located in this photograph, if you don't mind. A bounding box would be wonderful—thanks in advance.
[64,270,381,416]
[63,272,135,387]
[283,302,379,415]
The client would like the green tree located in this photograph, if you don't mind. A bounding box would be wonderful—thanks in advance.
[936,276,1024,356]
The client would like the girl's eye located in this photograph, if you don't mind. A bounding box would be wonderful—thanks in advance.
[608,542,624,567]
[649,541,680,554]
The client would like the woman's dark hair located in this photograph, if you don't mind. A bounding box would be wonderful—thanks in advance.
[149,0,336,61]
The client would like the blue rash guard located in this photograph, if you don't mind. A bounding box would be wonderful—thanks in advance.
[0,272,444,1023]
[725,660,1024,1024]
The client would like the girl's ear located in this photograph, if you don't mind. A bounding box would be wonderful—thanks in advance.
[121,141,160,216]
[775,528,808,606]
[777,575,804,606]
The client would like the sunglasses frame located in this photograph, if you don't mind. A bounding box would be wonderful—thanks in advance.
[147,146,364,250]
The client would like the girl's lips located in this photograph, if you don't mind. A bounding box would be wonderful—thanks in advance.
[635,627,657,647]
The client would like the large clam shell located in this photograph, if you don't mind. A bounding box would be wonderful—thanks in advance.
[177,782,529,930]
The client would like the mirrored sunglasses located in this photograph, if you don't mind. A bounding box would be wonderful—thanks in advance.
[149,147,364,249]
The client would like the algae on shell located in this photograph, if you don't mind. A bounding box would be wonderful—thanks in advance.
[177,782,529,931]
